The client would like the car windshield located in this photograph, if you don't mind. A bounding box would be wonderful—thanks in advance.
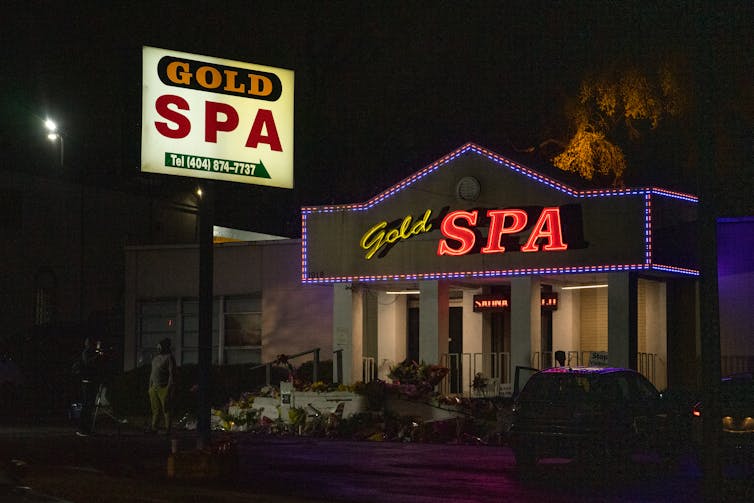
[519,373,596,402]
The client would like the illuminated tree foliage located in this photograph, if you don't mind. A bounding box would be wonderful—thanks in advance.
[550,63,687,186]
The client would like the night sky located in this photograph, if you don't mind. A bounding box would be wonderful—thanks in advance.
[2,1,751,237]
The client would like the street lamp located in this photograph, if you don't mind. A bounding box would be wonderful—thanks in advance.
[44,116,83,324]
[44,118,64,166]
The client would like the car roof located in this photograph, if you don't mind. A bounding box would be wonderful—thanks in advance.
[538,366,635,376]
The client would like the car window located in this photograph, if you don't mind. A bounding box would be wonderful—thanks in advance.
[614,375,632,400]
[629,373,659,400]
[520,373,592,402]
[592,376,621,401]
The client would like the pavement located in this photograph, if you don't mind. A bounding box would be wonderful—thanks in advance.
[2,416,753,503]
[0,417,313,502]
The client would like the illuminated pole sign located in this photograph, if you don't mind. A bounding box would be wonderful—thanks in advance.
[141,46,294,189]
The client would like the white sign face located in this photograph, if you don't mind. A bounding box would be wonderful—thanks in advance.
[141,46,294,188]
[588,351,609,367]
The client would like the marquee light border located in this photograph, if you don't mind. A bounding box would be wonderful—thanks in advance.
[301,142,699,284]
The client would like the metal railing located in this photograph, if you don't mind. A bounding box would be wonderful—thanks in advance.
[532,350,580,369]
[721,354,754,376]
[362,356,376,383]
[439,352,511,396]
[438,349,669,395]
[637,352,656,384]
[251,348,321,386]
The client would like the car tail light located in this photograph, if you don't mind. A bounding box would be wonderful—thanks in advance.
[692,403,701,417]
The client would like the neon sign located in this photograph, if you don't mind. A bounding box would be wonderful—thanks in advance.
[541,292,558,310]
[360,209,433,259]
[473,295,510,311]
[438,207,568,256]
[361,206,569,260]
[473,292,559,312]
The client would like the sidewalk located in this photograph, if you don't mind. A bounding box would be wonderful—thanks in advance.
[0,419,312,502]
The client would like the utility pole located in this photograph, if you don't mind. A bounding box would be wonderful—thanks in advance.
[693,4,723,499]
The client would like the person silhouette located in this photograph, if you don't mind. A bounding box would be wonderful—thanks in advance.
[554,350,566,367]
[76,337,102,436]
[148,338,176,434]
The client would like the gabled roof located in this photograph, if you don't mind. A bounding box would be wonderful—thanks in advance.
[302,142,698,213]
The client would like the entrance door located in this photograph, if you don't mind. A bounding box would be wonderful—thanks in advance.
[541,285,554,368]
[541,310,553,368]
[407,306,420,363]
[448,307,463,393]
[490,312,510,382]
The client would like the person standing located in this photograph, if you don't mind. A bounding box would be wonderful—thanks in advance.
[76,337,99,436]
[148,338,176,434]
[554,350,567,367]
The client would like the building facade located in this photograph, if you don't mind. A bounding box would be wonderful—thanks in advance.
[302,143,700,393]
[122,144,753,395]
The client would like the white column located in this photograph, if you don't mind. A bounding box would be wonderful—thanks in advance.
[419,281,449,364]
[463,288,483,390]
[644,279,667,389]
[608,272,637,369]
[511,277,541,369]
[377,291,407,380]
[552,288,580,363]
[333,283,354,383]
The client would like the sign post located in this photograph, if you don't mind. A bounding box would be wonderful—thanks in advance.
[141,46,294,448]
[197,182,214,447]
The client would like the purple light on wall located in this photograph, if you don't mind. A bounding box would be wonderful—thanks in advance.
[717,216,754,355]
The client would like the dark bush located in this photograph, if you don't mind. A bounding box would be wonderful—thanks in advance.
[295,359,333,384]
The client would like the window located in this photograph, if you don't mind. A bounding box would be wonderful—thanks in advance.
[224,297,261,346]
[137,300,177,366]
[180,299,220,365]
[222,296,262,365]
[630,373,660,400]
[136,296,261,366]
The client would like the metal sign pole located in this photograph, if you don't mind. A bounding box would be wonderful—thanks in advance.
[197,181,214,448]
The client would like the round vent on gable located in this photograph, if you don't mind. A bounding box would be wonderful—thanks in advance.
[456,176,481,201]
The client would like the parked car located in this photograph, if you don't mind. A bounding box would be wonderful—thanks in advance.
[508,366,681,473]
[692,372,754,456]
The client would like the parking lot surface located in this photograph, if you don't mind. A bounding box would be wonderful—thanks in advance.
[1,420,752,502]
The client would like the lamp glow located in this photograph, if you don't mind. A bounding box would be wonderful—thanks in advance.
[560,284,609,290]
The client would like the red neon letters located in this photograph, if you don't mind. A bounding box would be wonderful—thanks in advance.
[437,207,568,256]
[437,210,477,256]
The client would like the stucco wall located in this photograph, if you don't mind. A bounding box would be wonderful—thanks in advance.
[124,239,333,370]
